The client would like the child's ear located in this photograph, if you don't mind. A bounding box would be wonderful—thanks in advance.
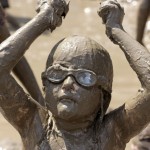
[42,79,50,94]
[42,86,45,92]
[41,71,47,87]
[102,89,111,114]
[42,78,46,86]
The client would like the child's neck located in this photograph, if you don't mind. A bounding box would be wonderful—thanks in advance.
[53,113,98,131]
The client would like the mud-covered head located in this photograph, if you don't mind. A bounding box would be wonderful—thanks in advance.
[43,35,113,121]
[46,35,113,91]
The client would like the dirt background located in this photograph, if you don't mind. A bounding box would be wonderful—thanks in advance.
[0,0,149,149]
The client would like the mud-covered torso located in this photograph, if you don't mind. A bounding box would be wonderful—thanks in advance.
[36,112,127,150]
[36,127,126,150]
[47,129,96,150]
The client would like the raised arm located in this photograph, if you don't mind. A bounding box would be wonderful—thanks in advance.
[98,0,150,141]
[0,0,68,132]
[0,4,44,104]
[0,0,69,73]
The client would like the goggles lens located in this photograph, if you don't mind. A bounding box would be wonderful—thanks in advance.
[77,71,96,86]
[47,68,67,82]
[46,65,97,87]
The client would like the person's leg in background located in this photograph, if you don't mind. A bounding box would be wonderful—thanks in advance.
[136,0,150,45]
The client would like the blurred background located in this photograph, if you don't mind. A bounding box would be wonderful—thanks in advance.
[0,0,150,149]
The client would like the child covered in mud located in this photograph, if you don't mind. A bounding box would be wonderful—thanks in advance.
[0,0,149,149]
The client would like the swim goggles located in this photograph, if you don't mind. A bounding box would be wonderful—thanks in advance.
[42,64,107,88]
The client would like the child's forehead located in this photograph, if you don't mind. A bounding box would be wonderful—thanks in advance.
[52,55,95,70]
[53,61,76,68]
[52,45,106,72]
[53,44,94,61]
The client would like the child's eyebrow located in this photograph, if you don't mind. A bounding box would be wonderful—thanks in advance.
[53,61,70,68]
[60,63,69,68]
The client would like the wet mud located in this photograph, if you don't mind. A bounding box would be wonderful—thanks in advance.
[0,0,149,149]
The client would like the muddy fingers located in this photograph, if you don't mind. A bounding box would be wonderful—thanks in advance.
[98,0,124,42]
[36,0,69,31]
[98,0,124,27]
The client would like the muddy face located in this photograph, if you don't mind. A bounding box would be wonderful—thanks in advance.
[44,35,113,121]
[44,60,101,121]
[45,70,101,121]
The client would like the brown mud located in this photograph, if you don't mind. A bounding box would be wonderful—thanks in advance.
[0,0,149,149]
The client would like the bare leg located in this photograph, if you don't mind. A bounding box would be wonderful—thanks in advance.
[136,0,150,45]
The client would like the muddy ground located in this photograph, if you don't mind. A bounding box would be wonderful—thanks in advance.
[0,0,149,149]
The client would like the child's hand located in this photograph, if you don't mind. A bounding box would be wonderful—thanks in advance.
[98,0,124,28]
[36,0,69,31]
[98,0,124,42]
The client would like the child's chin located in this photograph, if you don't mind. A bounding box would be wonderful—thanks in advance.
[57,101,77,120]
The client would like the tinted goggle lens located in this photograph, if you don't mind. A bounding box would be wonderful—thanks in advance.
[46,68,97,87]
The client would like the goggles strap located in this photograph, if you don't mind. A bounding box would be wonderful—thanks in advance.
[27,94,47,111]
[92,90,104,143]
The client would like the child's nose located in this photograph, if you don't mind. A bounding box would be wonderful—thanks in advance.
[62,76,76,91]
